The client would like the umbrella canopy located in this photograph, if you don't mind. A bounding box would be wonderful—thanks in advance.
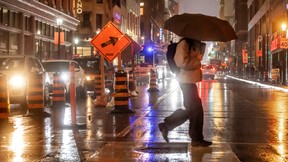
[164,13,237,42]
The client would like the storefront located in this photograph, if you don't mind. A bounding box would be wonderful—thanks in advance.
[0,1,79,60]
[270,33,288,84]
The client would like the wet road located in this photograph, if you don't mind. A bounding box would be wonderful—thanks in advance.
[1,75,288,161]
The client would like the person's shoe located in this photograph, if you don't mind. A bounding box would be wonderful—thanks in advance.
[191,140,212,147]
[158,123,169,143]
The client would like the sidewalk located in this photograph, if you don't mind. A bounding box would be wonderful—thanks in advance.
[227,75,288,92]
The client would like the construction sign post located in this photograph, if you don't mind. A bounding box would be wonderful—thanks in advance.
[90,21,131,62]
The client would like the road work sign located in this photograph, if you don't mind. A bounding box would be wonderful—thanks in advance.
[90,21,131,62]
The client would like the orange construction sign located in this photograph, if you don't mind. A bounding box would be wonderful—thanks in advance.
[90,21,131,62]
[242,49,248,64]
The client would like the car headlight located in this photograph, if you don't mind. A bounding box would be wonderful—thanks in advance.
[44,73,50,84]
[86,75,92,81]
[60,72,70,82]
[8,75,26,88]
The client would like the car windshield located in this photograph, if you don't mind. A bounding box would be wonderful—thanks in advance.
[202,65,213,70]
[79,60,99,72]
[42,62,69,72]
[0,58,24,71]
[74,58,114,74]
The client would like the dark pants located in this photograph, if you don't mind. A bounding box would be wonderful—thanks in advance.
[164,83,204,141]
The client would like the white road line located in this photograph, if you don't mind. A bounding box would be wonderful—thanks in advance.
[227,75,288,92]
[116,86,178,137]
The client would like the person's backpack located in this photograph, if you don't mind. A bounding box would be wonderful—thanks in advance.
[166,39,184,75]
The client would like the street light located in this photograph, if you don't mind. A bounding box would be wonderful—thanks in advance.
[282,23,287,32]
[74,38,79,57]
[56,18,63,59]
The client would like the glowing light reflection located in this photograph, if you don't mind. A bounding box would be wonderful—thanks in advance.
[139,153,188,161]
[45,118,52,153]
[86,96,93,109]
[278,118,285,148]
[60,130,78,160]
[63,107,71,125]
[10,118,25,162]
[277,144,285,156]
[86,96,94,140]
[169,78,179,88]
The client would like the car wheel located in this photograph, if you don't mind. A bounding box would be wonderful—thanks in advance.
[76,86,87,99]
[21,101,28,115]
[44,83,50,106]
[65,87,70,102]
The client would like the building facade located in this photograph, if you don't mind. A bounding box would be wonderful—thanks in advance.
[164,0,179,43]
[234,0,248,70]
[248,0,288,84]
[140,0,165,46]
[0,0,79,60]
[218,0,235,66]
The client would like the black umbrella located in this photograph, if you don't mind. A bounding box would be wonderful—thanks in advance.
[164,13,237,42]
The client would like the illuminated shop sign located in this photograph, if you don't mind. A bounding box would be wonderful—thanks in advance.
[270,37,288,51]
[76,0,82,14]
[114,13,121,24]
[159,28,163,40]
[270,32,288,51]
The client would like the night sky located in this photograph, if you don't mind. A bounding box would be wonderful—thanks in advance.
[178,0,219,17]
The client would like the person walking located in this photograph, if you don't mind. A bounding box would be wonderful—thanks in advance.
[158,38,212,147]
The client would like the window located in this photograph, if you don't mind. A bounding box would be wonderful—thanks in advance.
[32,58,43,71]
[140,7,144,15]
[15,12,19,28]
[96,14,102,29]
[42,23,46,36]
[112,0,120,7]
[25,16,31,31]
[2,8,8,26]
[82,12,91,27]
[9,11,15,27]
[27,58,35,72]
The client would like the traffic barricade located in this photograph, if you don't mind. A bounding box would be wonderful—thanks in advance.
[105,80,113,93]
[128,70,136,91]
[93,72,102,97]
[148,69,159,92]
[111,70,133,113]
[0,75,9,121]
[27,73,44,114]
[52,72,65,107]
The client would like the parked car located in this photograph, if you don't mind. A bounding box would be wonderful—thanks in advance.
[73,56,115,92]
[42,60,86,98]
[0,55,50,112]
[201,64,216,80]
